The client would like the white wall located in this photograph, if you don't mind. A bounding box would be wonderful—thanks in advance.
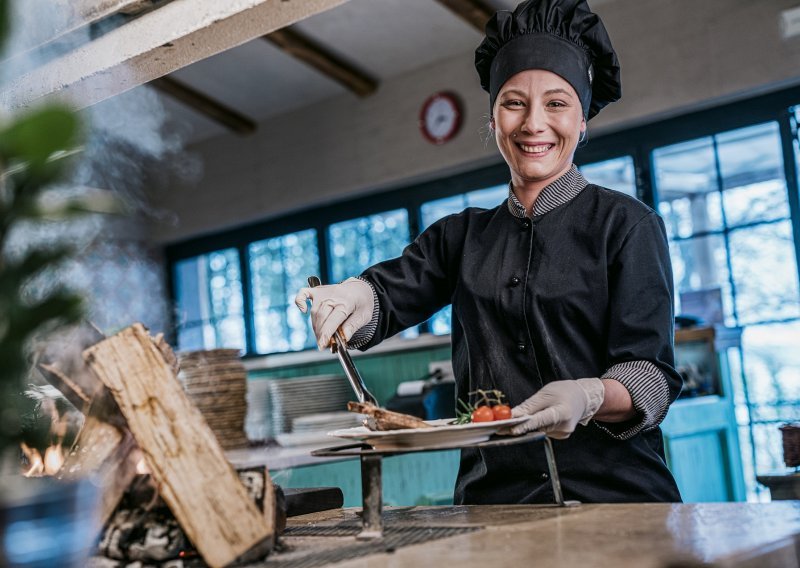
[149,0,800,243]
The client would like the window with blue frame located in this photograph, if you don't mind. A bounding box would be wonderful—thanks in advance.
[249,229,320,354]
[653,120,800,497]
[173,248,246,351]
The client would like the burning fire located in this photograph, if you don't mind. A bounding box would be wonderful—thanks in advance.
[21,442,66,477]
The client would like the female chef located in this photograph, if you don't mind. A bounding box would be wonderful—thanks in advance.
[295,0,682,505]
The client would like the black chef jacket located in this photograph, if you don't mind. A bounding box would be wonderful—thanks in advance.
[359,175,683,504]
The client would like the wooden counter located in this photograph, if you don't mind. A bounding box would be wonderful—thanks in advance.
[283,502,800,567]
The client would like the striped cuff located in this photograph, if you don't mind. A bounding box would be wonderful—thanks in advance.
[594,360,671,440]
[347,277,379,350]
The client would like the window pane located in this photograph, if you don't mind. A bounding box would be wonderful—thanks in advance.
[328,209,410,282]
[741,321,800,477]
[579,156,637,198]
[174,249,245,351]
[654,137,723,238]
[420,194,467,230]
[717,122,789,227]
[429,306,453,335]
[420,184,507,230]
[729,221,800,324]
[250,229,319,354]
[669,235,735,326]
[464,184,508,210]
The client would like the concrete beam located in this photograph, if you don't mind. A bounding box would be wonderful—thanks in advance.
[9,1,157,59]
[1,0,349,110]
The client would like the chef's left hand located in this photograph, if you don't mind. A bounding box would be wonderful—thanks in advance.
[508,378,605,439]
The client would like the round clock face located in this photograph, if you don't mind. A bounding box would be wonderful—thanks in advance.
[419,92,462,145]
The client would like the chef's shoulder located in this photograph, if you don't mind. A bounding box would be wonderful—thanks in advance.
[588,183,665,232]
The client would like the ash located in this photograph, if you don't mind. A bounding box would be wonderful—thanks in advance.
[91,469,268,567]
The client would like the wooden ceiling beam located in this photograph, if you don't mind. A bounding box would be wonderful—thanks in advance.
[151,76,256,136]
[263,27,377,98]
[433,0,494,33]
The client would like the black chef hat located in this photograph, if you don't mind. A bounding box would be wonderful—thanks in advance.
[475,0,621,120]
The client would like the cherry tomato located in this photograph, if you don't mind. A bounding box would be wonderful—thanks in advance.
[492,404,512,421]
[471,405,495,423]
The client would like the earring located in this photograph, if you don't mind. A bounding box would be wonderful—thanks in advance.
[578,130,587,143]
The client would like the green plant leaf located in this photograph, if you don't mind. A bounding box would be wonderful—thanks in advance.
[0,106,81,170]
[5,292,84,338]
[0,0,8,55]
[0,248,73,287]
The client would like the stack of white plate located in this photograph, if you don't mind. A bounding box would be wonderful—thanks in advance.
[178,349,248,450]
[267,375,352,435]
[292,411,362,433]
[245,379,271,442]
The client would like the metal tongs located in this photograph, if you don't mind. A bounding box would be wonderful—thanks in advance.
[307,276,379,407]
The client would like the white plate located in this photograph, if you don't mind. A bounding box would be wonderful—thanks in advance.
[328,416,530,450]
[275,431,333,447]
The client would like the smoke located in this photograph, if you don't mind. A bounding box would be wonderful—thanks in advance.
[1,1,202,338]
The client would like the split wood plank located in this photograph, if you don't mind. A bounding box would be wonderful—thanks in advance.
[84,323,274,568]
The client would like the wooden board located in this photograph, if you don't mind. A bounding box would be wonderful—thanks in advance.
[84,323,274,568]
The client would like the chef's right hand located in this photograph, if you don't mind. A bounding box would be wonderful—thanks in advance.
[294,278,374,350]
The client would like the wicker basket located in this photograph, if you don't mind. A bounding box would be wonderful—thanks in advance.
[780,423,800,468]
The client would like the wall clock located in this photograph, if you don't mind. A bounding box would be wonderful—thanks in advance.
[419,91,462,145]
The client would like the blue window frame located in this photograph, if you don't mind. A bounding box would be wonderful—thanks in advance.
[653,119,800,499]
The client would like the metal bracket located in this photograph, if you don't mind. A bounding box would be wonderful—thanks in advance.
[357,454,383,540]
[543,437,580,507]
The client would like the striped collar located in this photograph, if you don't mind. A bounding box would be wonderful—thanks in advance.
[507,165,588,218]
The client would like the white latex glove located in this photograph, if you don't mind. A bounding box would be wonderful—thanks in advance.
[294,278,374,350]
[508,378,605,439]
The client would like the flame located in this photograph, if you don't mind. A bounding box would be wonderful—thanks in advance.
[21,442,65,477]
[21,443,44,477]
[44,445,65,476]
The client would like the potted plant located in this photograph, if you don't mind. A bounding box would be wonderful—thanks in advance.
[0,1,119,564]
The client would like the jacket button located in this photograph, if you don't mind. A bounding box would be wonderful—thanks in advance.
[517,343,526,352]
[509,276,520,286]
[522,219,531,229]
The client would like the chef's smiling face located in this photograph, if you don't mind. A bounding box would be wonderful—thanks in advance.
[492,69,586,191]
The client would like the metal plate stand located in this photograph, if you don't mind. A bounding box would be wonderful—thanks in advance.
[312,431,577,539]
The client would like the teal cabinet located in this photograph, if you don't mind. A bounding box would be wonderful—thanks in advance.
[661,327,747,502]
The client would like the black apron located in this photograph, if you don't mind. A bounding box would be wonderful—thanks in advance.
[361,184,682,503]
